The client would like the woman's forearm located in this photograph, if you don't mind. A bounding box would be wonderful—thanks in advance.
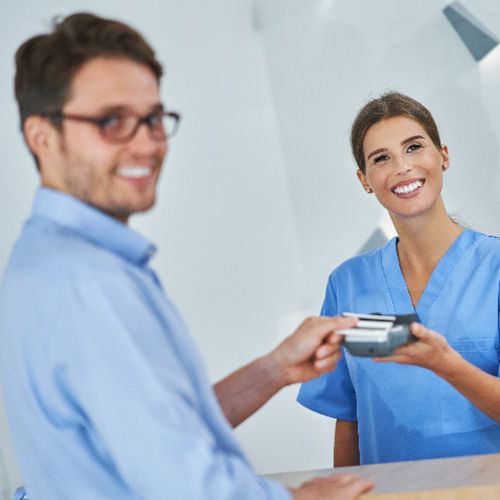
[334,420,360,467]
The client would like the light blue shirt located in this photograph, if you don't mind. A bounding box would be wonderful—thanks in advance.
[0,188,290,500]
[298,229,500,464]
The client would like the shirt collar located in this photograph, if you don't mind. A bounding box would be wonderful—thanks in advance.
[32,187,157,266]
[380,228,475,315]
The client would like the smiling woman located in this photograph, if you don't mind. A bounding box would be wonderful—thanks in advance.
[359,115,449,229]
[297,92,500,467]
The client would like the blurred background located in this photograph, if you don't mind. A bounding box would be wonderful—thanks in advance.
[1,0,500,497]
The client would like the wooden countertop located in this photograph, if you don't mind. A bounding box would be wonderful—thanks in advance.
[266,453,500,498]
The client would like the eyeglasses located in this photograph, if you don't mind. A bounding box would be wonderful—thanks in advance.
[43,109,181,143]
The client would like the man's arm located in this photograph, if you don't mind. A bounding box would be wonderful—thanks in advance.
[334,420,360,467]
[214,316,357,428]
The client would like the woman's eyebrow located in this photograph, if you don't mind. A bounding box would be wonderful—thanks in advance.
[367,135,426,161]
[367,147,387,161]
[401,134,424,145]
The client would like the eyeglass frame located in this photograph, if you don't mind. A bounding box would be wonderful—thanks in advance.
[40,108,181,144]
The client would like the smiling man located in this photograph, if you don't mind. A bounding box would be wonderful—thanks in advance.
[32,56,170,221]
[0,12,372,500]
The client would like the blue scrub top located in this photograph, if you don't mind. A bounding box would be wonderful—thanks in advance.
[298,229,500,464]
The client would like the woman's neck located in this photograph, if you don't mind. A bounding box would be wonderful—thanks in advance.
[391,197,464,273]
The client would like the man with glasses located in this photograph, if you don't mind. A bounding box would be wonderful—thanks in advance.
[0,12,372,500]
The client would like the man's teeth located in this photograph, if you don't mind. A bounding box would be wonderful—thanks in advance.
[393,180,423,194]
[117,166,152,178]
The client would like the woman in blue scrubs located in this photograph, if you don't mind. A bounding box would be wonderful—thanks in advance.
[297,92,500,466]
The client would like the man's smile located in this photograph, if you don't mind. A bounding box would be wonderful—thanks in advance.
[116,165,154,179]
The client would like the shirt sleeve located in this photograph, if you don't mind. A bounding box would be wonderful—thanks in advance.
[44,269,290,500]
[497,282,500,375]
[297,274,357,421]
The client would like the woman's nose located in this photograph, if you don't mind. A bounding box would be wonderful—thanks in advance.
[395,156,412,175]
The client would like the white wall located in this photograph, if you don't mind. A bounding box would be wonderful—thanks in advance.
[257,0,500,308]
[2,0,500,498]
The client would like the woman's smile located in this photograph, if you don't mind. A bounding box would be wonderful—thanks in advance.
[391,178,425,198]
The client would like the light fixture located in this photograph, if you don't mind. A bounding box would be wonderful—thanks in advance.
[443,2,498,62]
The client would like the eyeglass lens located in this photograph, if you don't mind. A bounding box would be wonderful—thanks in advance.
[101,113,178,142]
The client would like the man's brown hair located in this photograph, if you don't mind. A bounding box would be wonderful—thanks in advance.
[15,12,163,131]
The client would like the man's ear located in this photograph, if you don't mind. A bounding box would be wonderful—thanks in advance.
[23,116,55,161]
[356,168,372,194]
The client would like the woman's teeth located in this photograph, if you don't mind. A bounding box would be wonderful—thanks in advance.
[393,180,423,194]
[117,166,152,178]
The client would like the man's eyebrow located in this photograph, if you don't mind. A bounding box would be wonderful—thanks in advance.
[93,105,127,115]
[95,103,165,114]
[366,135,426,162]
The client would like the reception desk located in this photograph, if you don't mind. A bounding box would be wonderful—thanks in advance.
[267,453,500,499]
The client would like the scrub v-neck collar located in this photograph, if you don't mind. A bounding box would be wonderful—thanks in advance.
[381,228,476,318]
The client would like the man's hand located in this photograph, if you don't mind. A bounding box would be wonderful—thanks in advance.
[374,322,461,377]
[291,473,374,500]
[214,316,356,428]
[269,316,358,386]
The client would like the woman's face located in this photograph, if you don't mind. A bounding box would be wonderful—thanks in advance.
[358,115,448,220]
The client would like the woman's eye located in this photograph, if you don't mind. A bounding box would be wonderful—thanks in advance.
[373,154,389,164]
[406,143,422,153]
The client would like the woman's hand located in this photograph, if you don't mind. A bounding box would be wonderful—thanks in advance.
[374,322,462,377]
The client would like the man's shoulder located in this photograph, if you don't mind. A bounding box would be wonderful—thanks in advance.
[5,215,138,292]
[0,216,160,342]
